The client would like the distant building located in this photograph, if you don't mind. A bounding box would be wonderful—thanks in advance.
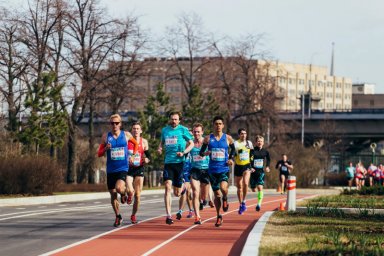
[352,83,375,95]
[98,58,353,114]
[270,61,352,111]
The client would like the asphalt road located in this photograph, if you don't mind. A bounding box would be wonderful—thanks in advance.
[0,193,239,256]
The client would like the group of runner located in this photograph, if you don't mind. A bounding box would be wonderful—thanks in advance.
[346,161,384,190]
[98,112,293,228]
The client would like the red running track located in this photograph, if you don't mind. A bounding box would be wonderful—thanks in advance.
[48,194,312,256]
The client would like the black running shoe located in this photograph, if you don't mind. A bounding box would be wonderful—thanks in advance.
[194,217,202,225]
[222,198,229,212]
[199,202,204,211]
[120,193,127,204]
[114,214,123,227]
[215,215,223,227]
[176,210,182,220]
[256,204,261,212]
[165,217,174,225]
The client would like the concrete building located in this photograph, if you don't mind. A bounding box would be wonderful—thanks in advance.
[352,83,375,95]
[99,58,353,114]
[271,61,353,112]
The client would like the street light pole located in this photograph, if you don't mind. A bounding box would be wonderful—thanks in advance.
[301,93,305,145]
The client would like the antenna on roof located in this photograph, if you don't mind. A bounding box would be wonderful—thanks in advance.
[330,42,335,76]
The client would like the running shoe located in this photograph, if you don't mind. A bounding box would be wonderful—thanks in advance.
[114,214,123,227]
[165,217,174,225]
[176,210,183,220]
[131,214,137,224]
[127,193,133,205]
[199,202,204,211]
[187,210,193,218]
[242,202,247,212]
[238,204,244,215]
[120,193,127,204]
[222,198,229,212]
[194,217,202,225]
[202,200,207,206]
[215,215,223,227]
[256,204,261,212]
[209,201,214,208]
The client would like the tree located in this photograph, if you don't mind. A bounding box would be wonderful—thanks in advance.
[62,0,126,183]
[182,84,224,133]
[0,9,29,134]
[19,72,67,155]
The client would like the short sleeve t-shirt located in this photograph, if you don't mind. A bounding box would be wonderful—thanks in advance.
[161,125,193,164]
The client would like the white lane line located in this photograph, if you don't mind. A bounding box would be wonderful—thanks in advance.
[141,197,287,256]
[0,198,173,220]
[38,196,288,256]
[39,216,161,256]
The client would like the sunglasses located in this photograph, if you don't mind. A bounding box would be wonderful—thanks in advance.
[110,122,120,126]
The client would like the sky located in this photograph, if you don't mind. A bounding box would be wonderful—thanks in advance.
[100,0,384,93]
[7,0,384,93]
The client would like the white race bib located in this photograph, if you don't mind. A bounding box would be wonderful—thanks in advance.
[281,166,288,172]
[239,151,249,161]
[211,148,225,161]
[133,153,141,166]
[111,147,125,160]
[192,154,204,162]
[165,136,177,146]
[254,159,264,168]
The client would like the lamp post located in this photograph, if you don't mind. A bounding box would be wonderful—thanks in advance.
[301,93,305,145]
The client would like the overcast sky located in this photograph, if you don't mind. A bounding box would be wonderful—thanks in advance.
[101,0,384,93]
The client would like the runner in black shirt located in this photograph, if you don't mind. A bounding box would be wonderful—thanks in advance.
[250,135,270,212]
[275,154,293,194]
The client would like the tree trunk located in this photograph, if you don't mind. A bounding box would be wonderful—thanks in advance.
[87,90,96,184]
[66,121,77,184]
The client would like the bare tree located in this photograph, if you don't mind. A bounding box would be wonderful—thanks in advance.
[158,12,213,103]
[212,33,281,137]
[0,9,29,133]
[61,0,127,183]
[101,16,148,114]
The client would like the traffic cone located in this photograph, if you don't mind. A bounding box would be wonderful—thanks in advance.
[279,202,285,211]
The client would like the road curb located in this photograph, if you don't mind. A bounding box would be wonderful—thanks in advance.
[240,211,274,256]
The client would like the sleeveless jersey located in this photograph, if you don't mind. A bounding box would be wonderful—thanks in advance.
[190,144,209,170]
[106,131,129,173]
[128,137,144,167]
[208,133,229,173]
[234,140,252,166]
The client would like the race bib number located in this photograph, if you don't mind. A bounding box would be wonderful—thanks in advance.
[192,154,204,162]
[239,151,249,161]
[111,147,125,160]
[133,153,141,166]
[165,136,177,146]
[211,148,225,161]
[281,166,288,172]
[254,159,264,168]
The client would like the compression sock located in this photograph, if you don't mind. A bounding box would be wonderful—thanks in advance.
[257,191,264,205]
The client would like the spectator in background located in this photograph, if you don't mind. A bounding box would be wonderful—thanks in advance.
[345,162,356,190]
[372,164,383,186]
[355,162,366,190]
[367,163,377,187]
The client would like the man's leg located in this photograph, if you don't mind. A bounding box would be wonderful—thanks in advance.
[280,174,286,194]
[191,178,201,219]
[126,175,135,204]
[131,176,143,223]
[164,180,173,224]
[235,175,243,204]
[220,179,229,212]
[242,170,250,202]
[256,185,264,211]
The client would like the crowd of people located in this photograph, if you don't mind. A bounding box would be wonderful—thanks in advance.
[98,112,294,228]
[345,161,384,190]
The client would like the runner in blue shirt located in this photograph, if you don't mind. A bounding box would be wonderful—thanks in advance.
[157,112,194,225]
[199,116,235,227]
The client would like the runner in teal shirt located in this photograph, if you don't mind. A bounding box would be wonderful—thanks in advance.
[158,112,194,225]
